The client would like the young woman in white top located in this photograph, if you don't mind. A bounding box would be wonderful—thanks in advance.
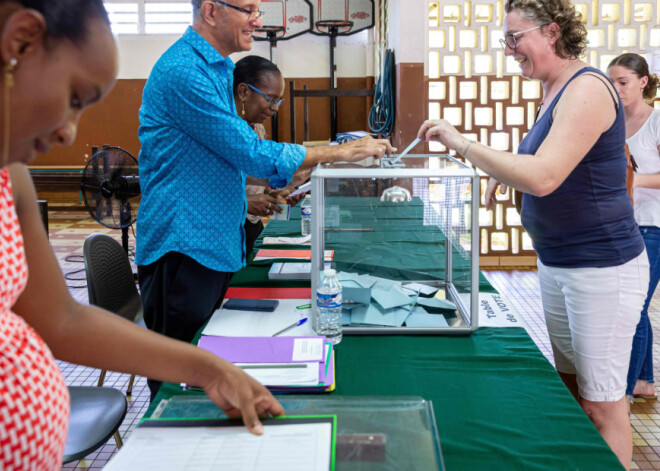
[608,53,660,400]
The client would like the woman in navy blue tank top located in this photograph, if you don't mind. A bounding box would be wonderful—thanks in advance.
[418,0,647,467]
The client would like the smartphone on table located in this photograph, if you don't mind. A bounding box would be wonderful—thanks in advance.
[223,298,279,312]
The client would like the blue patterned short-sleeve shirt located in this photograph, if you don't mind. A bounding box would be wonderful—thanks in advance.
[135,27,306,272]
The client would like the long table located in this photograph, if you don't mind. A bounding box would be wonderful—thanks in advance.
[147,207,623,470]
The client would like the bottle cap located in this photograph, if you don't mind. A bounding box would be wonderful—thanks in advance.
[323,268,336,277]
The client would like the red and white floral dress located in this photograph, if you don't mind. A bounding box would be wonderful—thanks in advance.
[0,168,69,469]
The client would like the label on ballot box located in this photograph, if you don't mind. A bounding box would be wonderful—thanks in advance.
[459,292,526,328]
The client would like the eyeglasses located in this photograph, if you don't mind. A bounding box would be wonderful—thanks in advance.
[213,0,264,21]
[499,24,548,50]
[246,83,284,108]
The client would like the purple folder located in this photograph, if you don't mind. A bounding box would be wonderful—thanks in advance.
[197,336,326,364]
[198,335,335,392]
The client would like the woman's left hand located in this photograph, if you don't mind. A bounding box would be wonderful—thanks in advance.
[269,188,305,207]
[417,119,466,152]
[198,358,285,435]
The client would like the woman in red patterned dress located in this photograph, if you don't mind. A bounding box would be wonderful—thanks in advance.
[0,2,284,469]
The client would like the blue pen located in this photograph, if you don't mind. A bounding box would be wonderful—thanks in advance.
[272,318,308,337]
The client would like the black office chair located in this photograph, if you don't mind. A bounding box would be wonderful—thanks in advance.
[63,386,127,463]
[83,233,144,395]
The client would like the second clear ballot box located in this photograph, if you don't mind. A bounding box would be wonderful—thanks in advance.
[310,155,480,335]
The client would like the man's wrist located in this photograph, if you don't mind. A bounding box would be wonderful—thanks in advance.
[333,145,348,162]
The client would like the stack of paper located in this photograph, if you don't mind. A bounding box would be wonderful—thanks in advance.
[262,234,312,246]
[198,336,335,392]
[268,262,312,280]
[337,272,456,328]
[253,249,334,262]
[268,262,332,280]
[336,130,375,143]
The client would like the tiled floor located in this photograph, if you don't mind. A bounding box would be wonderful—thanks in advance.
[47,210,660,470]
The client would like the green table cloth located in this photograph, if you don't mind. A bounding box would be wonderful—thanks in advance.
[147,328,622,470]
[147,204,622,470]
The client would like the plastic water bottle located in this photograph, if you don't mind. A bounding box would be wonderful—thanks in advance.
[316,268,342,344]
[301,195,312,236]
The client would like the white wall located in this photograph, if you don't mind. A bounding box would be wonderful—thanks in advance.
[387,0,425,64]
[116,29,373,79]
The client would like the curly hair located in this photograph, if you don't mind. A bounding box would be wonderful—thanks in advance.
[505,0,587,59]
[609,53,660,103]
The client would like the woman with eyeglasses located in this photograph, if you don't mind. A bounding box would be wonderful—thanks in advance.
[417,0,647,467]
[607,53,660,403]
[0,3,284,468]
[233,55,308,256]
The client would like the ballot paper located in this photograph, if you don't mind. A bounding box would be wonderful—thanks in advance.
[405,306,450,328]
[371,285,413,310]
[104,417,335,471]
[269,204,291,221]
[350,303,411,327]
[392,137,423,162]
[289,181,311,197]
[416,297,456,310]
[401,282,439,296]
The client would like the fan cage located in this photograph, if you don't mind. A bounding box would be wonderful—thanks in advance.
[81,146,140,230]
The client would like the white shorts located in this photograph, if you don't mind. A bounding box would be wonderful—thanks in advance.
[537,252,649,402]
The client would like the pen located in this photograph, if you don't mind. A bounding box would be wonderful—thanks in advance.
[272,318,308,336]
[296,303,312,310]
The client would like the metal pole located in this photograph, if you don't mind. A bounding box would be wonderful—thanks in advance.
[269,34,279,142]
[329,29,337,141]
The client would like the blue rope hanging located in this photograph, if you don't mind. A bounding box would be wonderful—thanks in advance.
[369,49,395,137]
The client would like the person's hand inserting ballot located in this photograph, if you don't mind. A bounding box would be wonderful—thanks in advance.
[247,193,283,217]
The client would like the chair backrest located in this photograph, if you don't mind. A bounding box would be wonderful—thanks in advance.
[83,233,142,322]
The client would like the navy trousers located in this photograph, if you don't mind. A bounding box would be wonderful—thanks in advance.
[137,252,232,400]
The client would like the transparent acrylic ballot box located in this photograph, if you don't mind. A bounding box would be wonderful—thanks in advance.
[153,395,445,471]
[310,155,479,335]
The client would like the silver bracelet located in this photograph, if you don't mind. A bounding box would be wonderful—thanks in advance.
[461,139,475,157]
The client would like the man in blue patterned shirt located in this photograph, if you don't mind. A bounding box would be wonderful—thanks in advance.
[136,0,394,398]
